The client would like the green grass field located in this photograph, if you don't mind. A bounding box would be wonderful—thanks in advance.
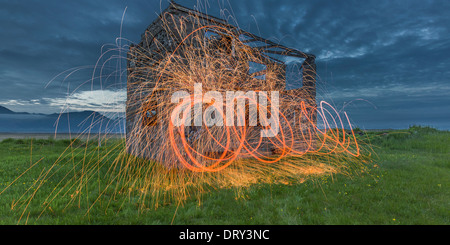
[0,126,448,225]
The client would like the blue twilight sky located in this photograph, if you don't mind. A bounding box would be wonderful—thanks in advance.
[0,0,449,129]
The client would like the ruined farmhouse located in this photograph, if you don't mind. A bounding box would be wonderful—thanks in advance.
[126,2,316,166]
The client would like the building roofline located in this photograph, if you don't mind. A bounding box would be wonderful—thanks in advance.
[147,1,315,61]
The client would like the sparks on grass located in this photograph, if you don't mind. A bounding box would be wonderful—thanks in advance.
[0,3,371,223]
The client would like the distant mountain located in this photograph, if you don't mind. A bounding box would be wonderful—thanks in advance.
[0,106,125,133]
[0,105,14,114]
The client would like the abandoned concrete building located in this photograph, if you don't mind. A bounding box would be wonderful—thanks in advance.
[126,2,316,166]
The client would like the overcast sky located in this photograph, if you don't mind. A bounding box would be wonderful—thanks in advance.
[0,0,449,129]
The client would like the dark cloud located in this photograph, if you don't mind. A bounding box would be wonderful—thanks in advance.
[0,0,449,129]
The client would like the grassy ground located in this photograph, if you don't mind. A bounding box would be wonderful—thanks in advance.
[0,126,448,224]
